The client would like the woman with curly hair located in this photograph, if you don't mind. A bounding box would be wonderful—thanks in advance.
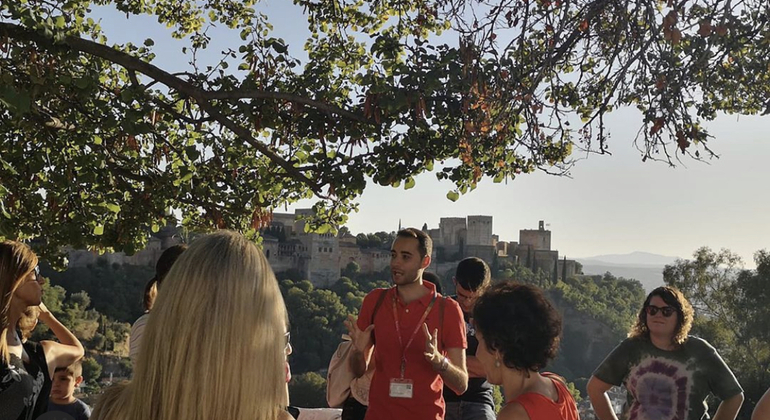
[587,286,744,420]
[472,282,579,420]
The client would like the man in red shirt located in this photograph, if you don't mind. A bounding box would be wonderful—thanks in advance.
[345,228,468,420]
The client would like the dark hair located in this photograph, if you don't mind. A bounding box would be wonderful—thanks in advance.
[422,271,443,294]
[54,360,83,378]
[395,228,432,259]
[455,257,491,292]
[472,282,562,372]
[143,244,188,311]
[629,286,693,345]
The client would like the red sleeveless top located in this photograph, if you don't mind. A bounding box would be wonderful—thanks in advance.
[511,374,580,420]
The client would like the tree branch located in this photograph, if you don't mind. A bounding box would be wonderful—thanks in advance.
[0,21,324,195]
[202,89,372,124]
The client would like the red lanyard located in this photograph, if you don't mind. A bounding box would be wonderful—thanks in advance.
[391,287,437,378]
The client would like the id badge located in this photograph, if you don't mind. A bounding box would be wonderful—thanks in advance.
[389,378,414,399]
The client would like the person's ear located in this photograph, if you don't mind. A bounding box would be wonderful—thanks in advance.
[75,376,83,386]
[421,254,431,269]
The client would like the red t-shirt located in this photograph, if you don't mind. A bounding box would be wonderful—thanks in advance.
[357,282,467,420]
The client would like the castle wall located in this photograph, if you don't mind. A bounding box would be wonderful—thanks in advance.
[358,249,391,275]
[466,215,493,246]
[556,259,578,280]
[439,218,467,247]
[533,250,559,274]
[464,245,497,266]
[306,232,340,287]
[519,229,551,251]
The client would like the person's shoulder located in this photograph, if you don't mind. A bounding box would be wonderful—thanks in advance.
[441,295,462,312]
[683,335,709,346]
[682,336,717,353]
[131,313,150,328]
[363,287,388,302]
[74,398,91,410]
[498,401,531,420]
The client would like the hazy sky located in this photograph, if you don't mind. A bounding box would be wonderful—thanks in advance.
[92,2,769,266]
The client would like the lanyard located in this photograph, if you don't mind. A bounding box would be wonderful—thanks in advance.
[391,287,437,378]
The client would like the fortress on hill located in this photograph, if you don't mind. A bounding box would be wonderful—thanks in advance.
[68,211,578,286]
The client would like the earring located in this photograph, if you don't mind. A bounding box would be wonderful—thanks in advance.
[495,358,501,368]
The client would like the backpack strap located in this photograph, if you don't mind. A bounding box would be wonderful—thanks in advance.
[439,296,446,352]
[369,288,390,345]
[370,287,389,325]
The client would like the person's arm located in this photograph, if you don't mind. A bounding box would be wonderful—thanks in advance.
[37,302,85,378]
[712,393,744,420]
[753,388,770,420]
[423,324,468,395]
[345,314,374,378]
[587,376,619,420]
[439,346,468,395]
[466,354,486,378]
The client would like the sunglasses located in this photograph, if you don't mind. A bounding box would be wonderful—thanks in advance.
[645,305,676,317]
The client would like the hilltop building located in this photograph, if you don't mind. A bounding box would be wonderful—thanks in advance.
[67,211,577,287]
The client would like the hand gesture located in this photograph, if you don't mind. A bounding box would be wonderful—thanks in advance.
[344,314,374,352]
[38,301,49,314]
[423,323,442,369]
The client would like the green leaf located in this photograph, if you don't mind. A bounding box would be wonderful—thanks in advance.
[105,203,121,213]
[93,225,104,236]
[446,191,460,202]
[404,177,416,190]
[185,146,200,160]
[144,38,155,47]
[0,87,31,113]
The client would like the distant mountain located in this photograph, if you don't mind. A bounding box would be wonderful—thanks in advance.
[578,251,680,267]
[576,252,680,292]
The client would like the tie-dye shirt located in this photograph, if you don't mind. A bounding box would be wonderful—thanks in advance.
[593,336,742,420]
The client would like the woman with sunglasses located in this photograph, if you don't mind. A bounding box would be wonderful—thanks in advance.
[587,286,744,420]
[1,240,84,420]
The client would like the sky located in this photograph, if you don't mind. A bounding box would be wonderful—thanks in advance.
[89,1,769,267]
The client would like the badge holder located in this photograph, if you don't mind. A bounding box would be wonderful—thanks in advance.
[389,360,414,399]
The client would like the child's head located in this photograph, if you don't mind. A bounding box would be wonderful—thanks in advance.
[50,360,83,402]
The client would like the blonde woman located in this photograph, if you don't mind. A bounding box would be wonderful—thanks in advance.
[1,240,84,420]
[588,286,744,420]
[92,231,293,420]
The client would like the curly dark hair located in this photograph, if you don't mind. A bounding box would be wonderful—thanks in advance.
[472,282,562,372]
[629,286,693,345]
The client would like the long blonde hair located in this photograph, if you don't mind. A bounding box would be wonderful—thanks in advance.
[92,231,289,420]
[1,240,39,363]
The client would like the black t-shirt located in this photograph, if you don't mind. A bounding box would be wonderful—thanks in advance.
[442,299,493,407]
[0,341,51,420]
[48,399,92,420]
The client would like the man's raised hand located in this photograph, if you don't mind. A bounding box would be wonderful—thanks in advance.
[345,314,374,352]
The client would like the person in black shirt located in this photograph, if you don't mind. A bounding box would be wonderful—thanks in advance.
[443,257,495,420]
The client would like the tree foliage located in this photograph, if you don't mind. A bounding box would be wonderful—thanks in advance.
[2,0,768,259]
[664,247,770,419]
[288,372,328,408]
